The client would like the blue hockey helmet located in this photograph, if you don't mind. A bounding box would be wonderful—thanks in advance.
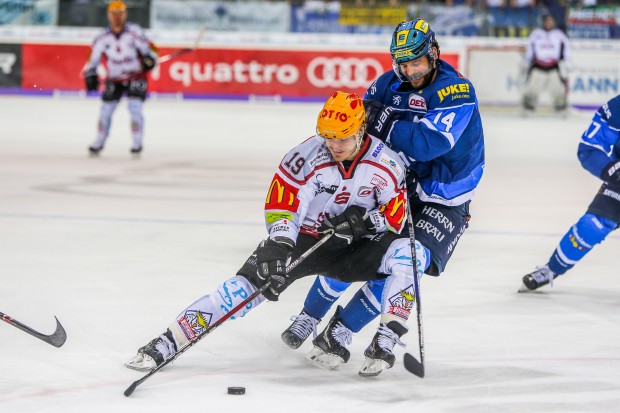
[390,19,438,65]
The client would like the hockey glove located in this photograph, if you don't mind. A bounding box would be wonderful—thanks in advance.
[600,160,620,186]
[256,237,294,301]
[363,99,399,143]
[141,56,156,72]
[319,205,372,249]
[85,74,100,92]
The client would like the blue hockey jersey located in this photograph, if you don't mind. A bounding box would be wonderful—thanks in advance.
[364,59,485,206]
[577,94,620,178]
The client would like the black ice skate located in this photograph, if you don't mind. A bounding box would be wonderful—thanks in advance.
[305,307,352,370]
[130,146,142,158]
[88,145,103,157]
[125,329,177,371]
[281,309,321,349]
[359,321,407,377]
[518,265,557,293]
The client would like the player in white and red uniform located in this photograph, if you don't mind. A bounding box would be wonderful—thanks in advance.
[522,13,570,114]
[82,0,158,156]
[125,91,421,375]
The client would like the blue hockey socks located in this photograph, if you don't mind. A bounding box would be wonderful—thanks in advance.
[548,213,616,275]
[303,276,351,320]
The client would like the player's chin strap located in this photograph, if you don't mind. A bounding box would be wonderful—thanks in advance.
[403,172,425,378]
[123,229,335,397]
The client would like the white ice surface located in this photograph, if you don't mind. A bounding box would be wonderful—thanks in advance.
[0,96,618,413]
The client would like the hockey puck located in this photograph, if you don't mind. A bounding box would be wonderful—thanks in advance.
[227,386,245,395]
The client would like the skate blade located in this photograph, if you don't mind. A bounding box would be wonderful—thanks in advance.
[358,357,389,377]
[305,346,344,370]
[517,282,541,293]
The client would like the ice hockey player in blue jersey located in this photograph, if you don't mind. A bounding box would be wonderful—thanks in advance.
[281,18,485,376]
[519,94,620,292]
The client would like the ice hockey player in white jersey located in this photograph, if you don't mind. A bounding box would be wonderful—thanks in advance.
[521,14,570,115]
[125,91,417,374]
[82,0,158,157]
[519,94,620,292]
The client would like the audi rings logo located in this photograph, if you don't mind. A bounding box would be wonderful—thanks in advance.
[307,57,384,88]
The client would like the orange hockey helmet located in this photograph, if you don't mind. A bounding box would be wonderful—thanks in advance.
[316,91,366,140]
[108,0,127,13]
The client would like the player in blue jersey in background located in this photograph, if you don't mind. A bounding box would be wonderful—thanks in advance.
[519,95,620,292]
[280,18,485,376]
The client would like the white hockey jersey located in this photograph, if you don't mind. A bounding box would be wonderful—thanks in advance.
[83,23,157,81]
[525,28,569,69]
[264,134,408,243]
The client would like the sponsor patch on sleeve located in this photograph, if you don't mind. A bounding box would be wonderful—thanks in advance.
[379,154,403,177]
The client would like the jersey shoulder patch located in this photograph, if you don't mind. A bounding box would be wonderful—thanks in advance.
[377,151,404,178]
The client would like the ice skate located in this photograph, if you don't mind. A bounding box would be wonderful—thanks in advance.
[130,145,142,158]
[305,308,352,370]
[518,265,557,293]
[359,321,407,377]
[281,309,321,349]
[125,329,177,371]
[88,145,103,157]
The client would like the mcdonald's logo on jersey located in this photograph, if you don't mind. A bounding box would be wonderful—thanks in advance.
[380,191,406,231]
[265,174,300,212]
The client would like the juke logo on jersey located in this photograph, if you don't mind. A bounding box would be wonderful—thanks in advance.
[437,83,470,103]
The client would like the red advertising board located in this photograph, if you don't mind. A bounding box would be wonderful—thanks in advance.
[21,43,459,99]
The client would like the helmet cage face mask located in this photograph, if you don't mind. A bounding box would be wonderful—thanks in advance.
[392,55,434,83]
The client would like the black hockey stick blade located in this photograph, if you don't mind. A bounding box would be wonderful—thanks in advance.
[403,352,425,378]
[1,313,67,348]
[124,379,142,397]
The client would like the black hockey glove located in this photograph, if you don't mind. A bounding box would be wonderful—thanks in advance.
[141,56,156,72]
[256,237,294,301]
[85,74,99,92]
[363,99,399,143]
[600,160,620,186]
[319,205,372,249]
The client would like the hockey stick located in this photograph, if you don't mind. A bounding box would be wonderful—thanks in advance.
[0,311,67,348]
[124,230,334,397]
[158,25,206,64]
[89,25,207,85]
[402,189,425,378]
